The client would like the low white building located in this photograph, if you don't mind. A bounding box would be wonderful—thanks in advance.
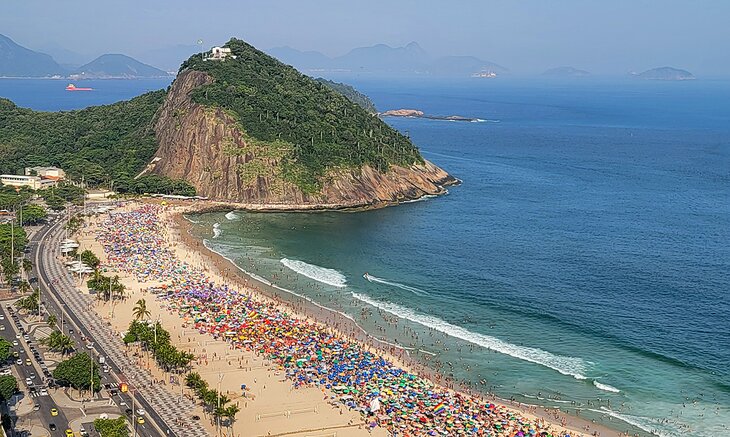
[1,174,57,190]
[25,166,66,180]
[205,46,236,61]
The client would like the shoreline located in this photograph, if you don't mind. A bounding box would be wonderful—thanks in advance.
[170,202,625,437]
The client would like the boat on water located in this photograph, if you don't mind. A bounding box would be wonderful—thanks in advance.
[66,83,93,91]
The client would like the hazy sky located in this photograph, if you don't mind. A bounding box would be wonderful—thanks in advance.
[2,0,729,75]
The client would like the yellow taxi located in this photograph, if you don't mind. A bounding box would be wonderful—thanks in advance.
[25,359,32,366]
[137,416,145,425]
[65,429,74,437]
[50,408,58,416]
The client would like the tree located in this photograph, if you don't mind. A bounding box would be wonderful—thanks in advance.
[132,299,150,321]
[79,249,100,269]
[40,330,75,355]
[47,314,58,328]
[52,352,100,392]
[0,339,13,362]
[15,289,39,314]
[0,375,18,402]
[93,417,129,437]
[17,204,47,225]
[21,258,32,276]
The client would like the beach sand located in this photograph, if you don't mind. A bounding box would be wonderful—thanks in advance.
[73,200,621,437]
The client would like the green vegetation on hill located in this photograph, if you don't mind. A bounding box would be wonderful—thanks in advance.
[314,78,377,113]
[180,38,422,192]
[0,93,195,195]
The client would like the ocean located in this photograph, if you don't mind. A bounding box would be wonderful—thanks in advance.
[3,76,729,436]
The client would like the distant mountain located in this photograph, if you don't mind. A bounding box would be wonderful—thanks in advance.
[634,67,695,81]
[335,42,430,73]
[267,46,332,71]
[0,34,65,77]
[542,66,591,77]
[35,42,91,68]
[430,56,508,77]
[314,78,377,113]
[136,44,201,72]
[72,54,171,79]
[266,42,506,77]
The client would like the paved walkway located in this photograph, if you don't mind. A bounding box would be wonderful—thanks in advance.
[40,227,209,437]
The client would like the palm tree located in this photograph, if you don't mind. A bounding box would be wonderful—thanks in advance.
[132,299,151,321]
[21,259,32,278]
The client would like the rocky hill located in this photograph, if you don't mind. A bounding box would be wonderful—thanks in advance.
[72,54,170,79]
[143,39,455,210]
[0,34,64,77]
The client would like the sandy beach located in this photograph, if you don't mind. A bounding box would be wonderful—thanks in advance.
[72,200,621,437]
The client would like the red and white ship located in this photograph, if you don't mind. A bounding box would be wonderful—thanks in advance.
[66,83,93,91]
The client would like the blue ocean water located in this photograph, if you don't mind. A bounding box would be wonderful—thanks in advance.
[4,77,729,436]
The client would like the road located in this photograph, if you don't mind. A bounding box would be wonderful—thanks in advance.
[0,304,72,436]
[31,212,208,437]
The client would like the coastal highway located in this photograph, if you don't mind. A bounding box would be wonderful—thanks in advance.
[31,214,209,437]
[0,304,72,436]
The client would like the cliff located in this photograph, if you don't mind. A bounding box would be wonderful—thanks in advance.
[144,70,456,210]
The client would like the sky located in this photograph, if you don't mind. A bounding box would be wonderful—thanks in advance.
[2,0,729,76]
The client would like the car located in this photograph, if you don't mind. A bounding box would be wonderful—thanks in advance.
[103,366,109,373]
[15,359,21,365]
[0,325,5,331]
[85,343,93,349]
[29,373,36,379]
[0,368,10,376]
[40,388,48,395]
[68,329,74,334]
[191,415,201,421]
[137,408,145,416]
[33,404,40,411]
[50,408,58,416]
[25,378,32,385]
[65,429,74,437]
[23,335,29,341]
[0,314,4,320]
[109,389,118,396]
[136,416,145,425]
[49,424,57,431]
[12,340,18,346]
[25,359,31,366]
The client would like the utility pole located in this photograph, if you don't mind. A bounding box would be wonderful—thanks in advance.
[217,372,224,435]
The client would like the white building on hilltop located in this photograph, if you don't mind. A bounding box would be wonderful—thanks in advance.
[205,46,236,61]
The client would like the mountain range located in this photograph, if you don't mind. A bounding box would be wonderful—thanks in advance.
[0,34,171,78]
[266,42,508,77]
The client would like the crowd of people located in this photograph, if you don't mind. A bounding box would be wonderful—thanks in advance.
[96,205,570,436]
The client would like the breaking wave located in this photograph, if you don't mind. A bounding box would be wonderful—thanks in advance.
[593,380,621,393]
[224,211,240,220]
[364,274,429,296]
[212,223,221,239]
[351,292,588,379]
[281,258,347,288]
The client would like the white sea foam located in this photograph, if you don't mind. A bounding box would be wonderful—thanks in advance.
[351,292,588,379]
[590,407,677,437]
[212,223,221,239]
[281,258,347,288]
[364,274,429,296]
[593,380,621,393]
[400,194,439,205]
[224,211,240,220]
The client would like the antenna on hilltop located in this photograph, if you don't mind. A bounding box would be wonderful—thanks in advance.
[197,39,204,60]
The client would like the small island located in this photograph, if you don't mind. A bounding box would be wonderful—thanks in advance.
[381,108,483,122]
[633,67,695,81]
[542,66,591,78]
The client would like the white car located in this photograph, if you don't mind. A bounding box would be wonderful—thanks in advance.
[40,388,48,396]
[15,359,21,365]
[25,378,31,385]
[12,340,18,346]
[0,369,11,376]
[0,325,5,331]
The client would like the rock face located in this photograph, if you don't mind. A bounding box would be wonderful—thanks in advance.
[380,109,425,117]
[144,70,456,210]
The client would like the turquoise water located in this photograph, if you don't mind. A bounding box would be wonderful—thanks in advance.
[3,77,729,436]
[191,79,730,437]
